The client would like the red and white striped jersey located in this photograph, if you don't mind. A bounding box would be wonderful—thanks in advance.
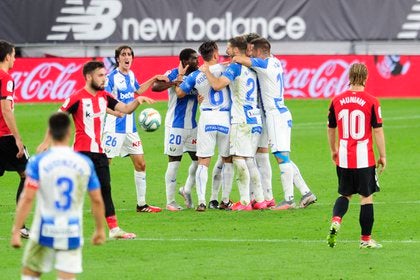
[328,90,382,169]
[60,88,118,153]
[0,69,15,137]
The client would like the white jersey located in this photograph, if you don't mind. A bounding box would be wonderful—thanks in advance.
[104,68,140,134]
[222,62,261,125]
[250,56,287,113]
[180,64,231,112]
[25,147,100,250]
[164,68,198,129]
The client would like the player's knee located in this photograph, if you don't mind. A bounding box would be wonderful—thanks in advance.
[273,151,290,163]
[135,161,146,171]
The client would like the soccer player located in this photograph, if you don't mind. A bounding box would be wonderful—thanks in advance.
[232,38,317,210]
[327,63,386,249]
[37,61,154,239]
[176,41,232,211]
[103,45,167,213]
[200,36,266,211]
[11,112,106,279]
[0,40,30,237]
[244,33,275,207]
[152,48,199,211]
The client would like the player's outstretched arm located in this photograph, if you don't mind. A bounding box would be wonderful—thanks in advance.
[89,189,106,245]
[373,127,386,174]
[106,107,125,118]
[1,99,24,158]
[36,129,51,154]
[231,56,252,67]
[114,96,156,114]
[152,80,178,92]
[137,75,169,95]
[11,182,36,248]
[327,127,338,163]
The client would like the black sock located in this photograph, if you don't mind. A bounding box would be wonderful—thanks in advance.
[332,196,349,218]
[360,204,374,236]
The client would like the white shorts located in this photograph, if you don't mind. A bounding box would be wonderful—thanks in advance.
[102,131,143,158]
[266,109,292,153]
[164,126,197,156]
[258,120,268,148]
[23,240,82,274]
[229,123,261,157]
[196,111,230,158]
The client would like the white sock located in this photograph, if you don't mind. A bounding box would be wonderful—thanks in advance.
[279,162,294,201]
[234,158,250,205]
[291,161,311,195]
[221,162,233,203]
[184,160,197,194]
[210,157,223,201]
[255,152,273,200]
[195,165,208,205]
[134,170,147,206]
[246,158,264,203]
[22,275,40,280]
[165,161,180,204]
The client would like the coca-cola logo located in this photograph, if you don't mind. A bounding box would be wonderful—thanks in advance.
[11,62,82,101]
[282,59,359,98]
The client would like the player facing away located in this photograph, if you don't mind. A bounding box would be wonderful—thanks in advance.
[103,45,168,213]
[200,36,266,211]
[176,41,232,211]
[37,61,155,239]
[0,40,30,238]
[232,38,317,210]
[327,63,386,249]
[11,112,106,280]
[152,48,200,211]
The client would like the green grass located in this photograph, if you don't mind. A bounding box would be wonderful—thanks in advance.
[1,99,419,279]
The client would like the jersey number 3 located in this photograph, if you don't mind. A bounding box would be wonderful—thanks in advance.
[55,177,74,211]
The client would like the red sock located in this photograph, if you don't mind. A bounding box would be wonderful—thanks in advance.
[332,216,342,224]
[106,215,118,230]
[361,235,371,242]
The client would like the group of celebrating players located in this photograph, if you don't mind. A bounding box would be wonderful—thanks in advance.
[1,28,386,278]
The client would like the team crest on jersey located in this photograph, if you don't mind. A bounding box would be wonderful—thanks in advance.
[6,80,14,92]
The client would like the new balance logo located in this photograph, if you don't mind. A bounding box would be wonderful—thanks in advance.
[47,0,122,41]
[397,0,420,39]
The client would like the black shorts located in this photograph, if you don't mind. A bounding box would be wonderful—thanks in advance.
[0,135,29,176]
[79,151,110,188]
[336,166,380,197]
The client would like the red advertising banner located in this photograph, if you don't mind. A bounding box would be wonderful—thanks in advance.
[10,55,418,103]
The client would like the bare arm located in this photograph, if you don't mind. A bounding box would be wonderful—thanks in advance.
[11,184,36,248]
[199,64,230,91]
[373,127,386,174]
[152,80,179,92]
[88,189,106,245]
[1,99,24,157]
[136,75,169,95]
[106,107,125,118]
[114,96,156,114]
[327,127,338,163]
[231,56,252,67]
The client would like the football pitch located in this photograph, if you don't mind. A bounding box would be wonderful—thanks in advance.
[1,99,419,279]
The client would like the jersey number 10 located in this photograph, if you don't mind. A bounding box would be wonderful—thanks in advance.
[338,109,365,140]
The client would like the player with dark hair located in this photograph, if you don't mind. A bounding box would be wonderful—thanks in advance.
[176,41,232,211]
[232,37,317,210]
[11,112,106,280]
[327,63,386,249]
[152,48,200,211]
[200,36,266,210]
[0,40,30,238]
[103,45,168,213]
[37,61,155,239]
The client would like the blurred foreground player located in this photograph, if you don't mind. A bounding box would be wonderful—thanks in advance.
[327,63,386,249]
[11,112,105,280]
